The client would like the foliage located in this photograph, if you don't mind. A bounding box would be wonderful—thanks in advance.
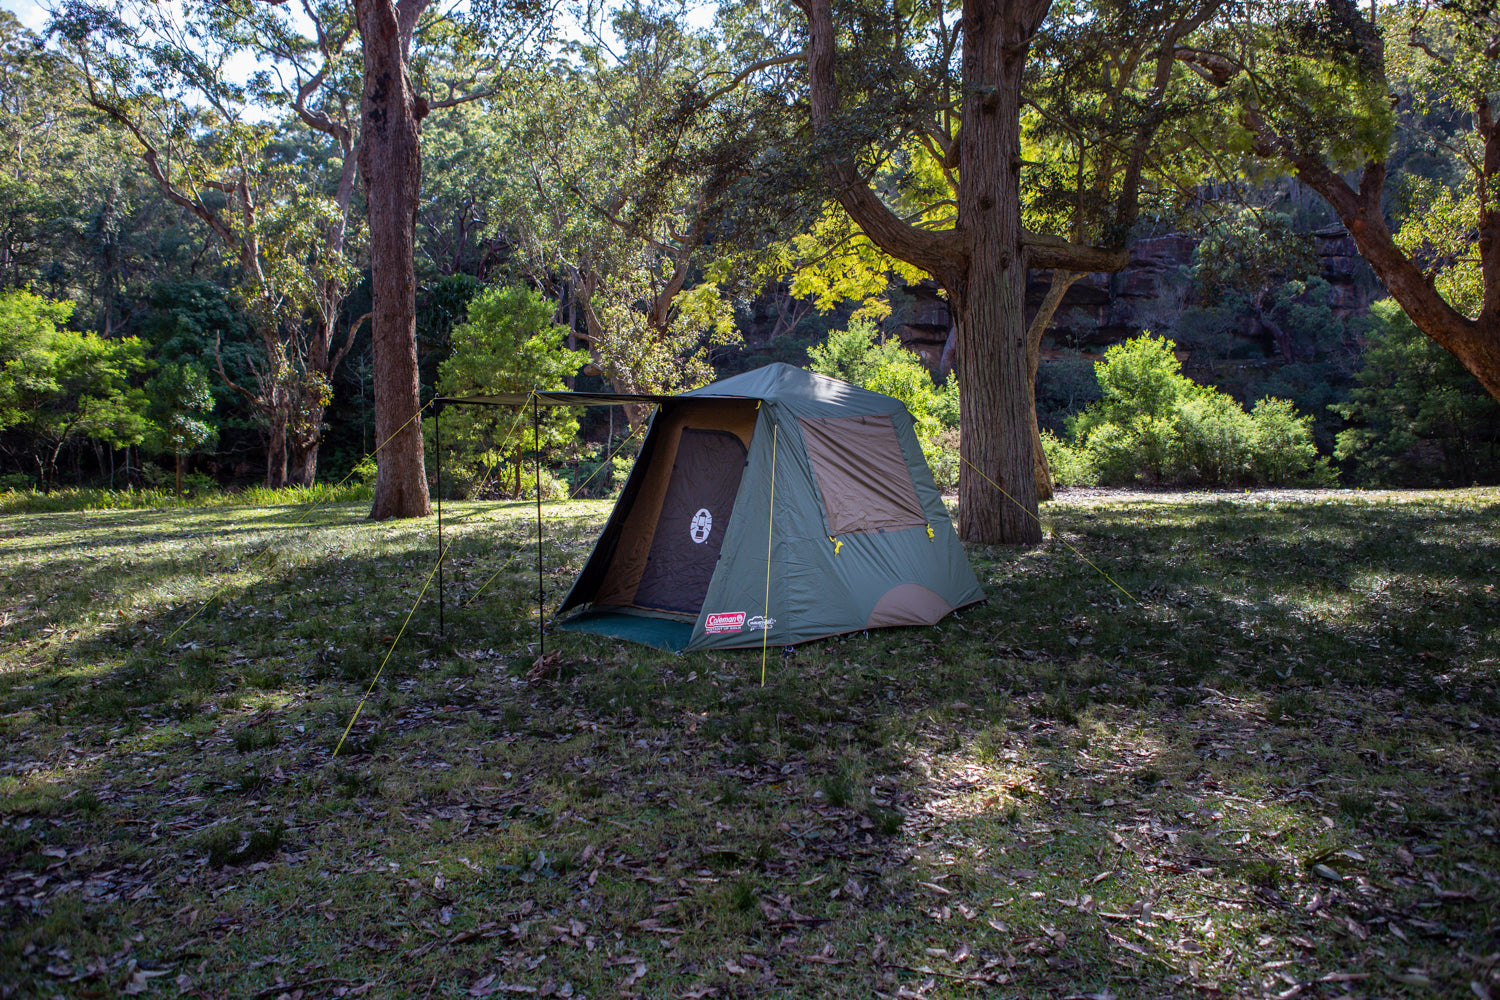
[430,286,586,496]
[922,426,960,492]
[1193,209,1317,308]
[1040,429,1096,487]
[143,362,217,493]
[1333,299,1500,485]
[1066,333,1330,486]
[0,290,151,485]
[806,316,947,439]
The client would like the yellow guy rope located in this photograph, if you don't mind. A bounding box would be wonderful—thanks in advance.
[959,454,1141,606]
[164,399,435,645]
[332,540,452,759]
[761,422,778,687]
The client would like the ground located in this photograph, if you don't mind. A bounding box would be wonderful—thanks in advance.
[0,489,1497,999]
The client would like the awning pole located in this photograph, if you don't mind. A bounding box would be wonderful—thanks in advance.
[534,392,544,662]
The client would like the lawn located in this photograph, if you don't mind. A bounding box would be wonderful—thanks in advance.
[1,489,1497,999]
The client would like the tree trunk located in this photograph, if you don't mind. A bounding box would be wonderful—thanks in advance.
[806,0,1067,546]
[952,0,1048,545]
[287,430,320,487]
[265,409,289,488]
[358,0,432,520]
[1026,269,1083,501]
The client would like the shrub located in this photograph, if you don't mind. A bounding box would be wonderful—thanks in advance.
[1069,333,1327,487]
[1041,430,1096,487]
[923,427,960,492]
[1176,393,1256,485]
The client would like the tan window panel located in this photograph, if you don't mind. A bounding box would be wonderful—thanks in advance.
[799,414,925,535]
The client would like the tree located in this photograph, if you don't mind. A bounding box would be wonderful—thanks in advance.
[0,289,150,488]
[485,3,758,427]
[795,0,1223,542]
[55,0,364,488]
[1334,298,1500,484]
[1192,208,1319,362]
[144,362,216,496]
[352,0,556,519]
[432,285,586,495]
[1183,0,1500,404]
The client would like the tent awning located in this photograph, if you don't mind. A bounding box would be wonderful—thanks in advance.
[436,391,673,407]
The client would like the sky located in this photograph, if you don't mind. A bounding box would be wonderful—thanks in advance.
[3,0,49,32]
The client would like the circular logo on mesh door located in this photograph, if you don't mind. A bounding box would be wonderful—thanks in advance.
[689,508,713,543]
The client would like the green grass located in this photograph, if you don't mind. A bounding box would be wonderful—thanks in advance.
[1,489,1497,998]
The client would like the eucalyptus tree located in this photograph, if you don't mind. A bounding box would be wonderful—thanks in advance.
[53,0,363,488]
[480,0,778,426]
[1182,0,1500,403]
[0,11,165,327]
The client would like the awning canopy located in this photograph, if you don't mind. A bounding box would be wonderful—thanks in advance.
[435,391,672,407]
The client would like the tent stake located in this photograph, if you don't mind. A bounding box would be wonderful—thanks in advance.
[534,393,543,662]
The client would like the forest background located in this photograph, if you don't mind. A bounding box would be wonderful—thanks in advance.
[2,0,1499,517]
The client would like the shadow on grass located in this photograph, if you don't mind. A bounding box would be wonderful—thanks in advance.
[1,495,1496,998]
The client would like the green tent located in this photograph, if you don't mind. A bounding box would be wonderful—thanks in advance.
[554,363,984,651]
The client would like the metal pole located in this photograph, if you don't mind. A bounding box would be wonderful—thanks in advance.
[534,393,544,661]
[436,400,444,637]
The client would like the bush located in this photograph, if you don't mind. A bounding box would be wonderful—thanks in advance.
[1041,431,1096,487]
[923,427,960,492]
[1176,393,1256,485]
[1068,333,1328,487]
[807,317,946,437]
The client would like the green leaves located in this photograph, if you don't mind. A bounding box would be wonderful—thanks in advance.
[0,289,152,481]
[1067,332,1328,486]
[432,285,586,490]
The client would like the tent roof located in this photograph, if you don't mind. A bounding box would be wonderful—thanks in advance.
[438,364,906,414]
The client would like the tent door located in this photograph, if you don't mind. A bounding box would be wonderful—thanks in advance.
[632,428,747,614]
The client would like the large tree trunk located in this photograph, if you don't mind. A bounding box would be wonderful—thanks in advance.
[287,418,321,487]
[264,408,289,488]
[952,0,1048,545]
[358,0,431,520]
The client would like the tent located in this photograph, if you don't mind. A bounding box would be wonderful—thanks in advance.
[539,363,985,651]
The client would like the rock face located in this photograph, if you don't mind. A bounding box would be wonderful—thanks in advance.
[888,226,1380,366]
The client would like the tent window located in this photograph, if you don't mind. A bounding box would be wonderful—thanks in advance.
[799,414,925,535]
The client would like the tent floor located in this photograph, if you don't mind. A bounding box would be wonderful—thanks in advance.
[554,609,694,651]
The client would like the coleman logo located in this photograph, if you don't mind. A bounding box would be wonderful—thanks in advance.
[690,508,713,544]
[703,611,745,634]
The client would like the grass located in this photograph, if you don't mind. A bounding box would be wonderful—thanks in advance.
[1,488,1497,999]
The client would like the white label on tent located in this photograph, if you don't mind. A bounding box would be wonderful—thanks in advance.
[690,508,713,543]
[704,611,745,633]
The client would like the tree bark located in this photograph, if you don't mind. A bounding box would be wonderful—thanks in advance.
[952,0,1050,544]
[358,0,432,520]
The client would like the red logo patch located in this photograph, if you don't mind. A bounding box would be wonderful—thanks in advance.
[703,611,746,634]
